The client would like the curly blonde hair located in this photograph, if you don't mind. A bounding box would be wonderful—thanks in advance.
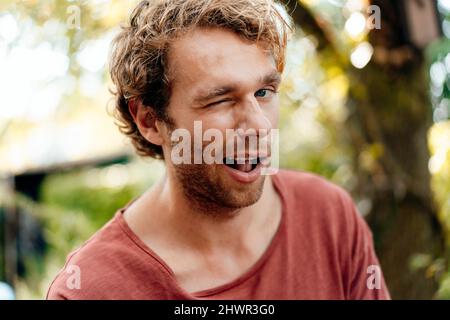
[109,0,292,159]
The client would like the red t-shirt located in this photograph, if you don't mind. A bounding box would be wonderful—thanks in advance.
[46,170,390,300]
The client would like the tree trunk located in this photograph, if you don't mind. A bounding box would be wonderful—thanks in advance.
[285,0,447,299]
[349,0,446,299]
[347,61,445,299]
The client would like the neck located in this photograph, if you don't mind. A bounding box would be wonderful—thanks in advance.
[148,172,280,251]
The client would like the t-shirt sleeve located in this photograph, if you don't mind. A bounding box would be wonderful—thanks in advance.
[46,258,94,300]
[46,280,69,300]
[340,191,391,300]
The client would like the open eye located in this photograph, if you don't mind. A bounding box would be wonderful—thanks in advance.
[255,88,276,98]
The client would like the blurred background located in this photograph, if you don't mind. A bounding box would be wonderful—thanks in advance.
[0,0,449,299]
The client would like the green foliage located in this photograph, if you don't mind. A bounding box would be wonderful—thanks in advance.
[9,159,164,299]
[41,173,138,230]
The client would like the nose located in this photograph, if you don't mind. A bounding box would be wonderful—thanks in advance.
[231,96,273,157]
[236,95,272,135]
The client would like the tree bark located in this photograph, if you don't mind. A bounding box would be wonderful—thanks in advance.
[350,0,446,299]
[284,0,447,299]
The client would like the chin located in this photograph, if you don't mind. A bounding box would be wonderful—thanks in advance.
[173,162,266,212]
[219,175,266,209]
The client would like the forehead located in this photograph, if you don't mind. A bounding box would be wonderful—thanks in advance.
[167,27,276,92]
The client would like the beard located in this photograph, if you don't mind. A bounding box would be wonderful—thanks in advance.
[163,117,267,217]
[172,162,266,217]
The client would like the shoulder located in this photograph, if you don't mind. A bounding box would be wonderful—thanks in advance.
[274,169,366,238]
[46,213,173,300]
[274,169,352,206]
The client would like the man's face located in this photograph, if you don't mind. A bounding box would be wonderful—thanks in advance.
[162,27,280,212]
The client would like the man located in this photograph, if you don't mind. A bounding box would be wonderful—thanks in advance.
[47,0,390,299]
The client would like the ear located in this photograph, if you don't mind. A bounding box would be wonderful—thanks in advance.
[128,98,165,146]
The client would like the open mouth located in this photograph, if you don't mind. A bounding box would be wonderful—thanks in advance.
[223,157,261,172]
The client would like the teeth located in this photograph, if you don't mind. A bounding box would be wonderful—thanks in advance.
[224,157,259,164]
[223,156,262,169]
[225,157,235,165]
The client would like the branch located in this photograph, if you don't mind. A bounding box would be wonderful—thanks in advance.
[282,0,337,52]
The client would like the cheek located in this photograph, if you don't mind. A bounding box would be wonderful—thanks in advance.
[263,99,280,128]
[199,110,236,131]
[269,110,279,128]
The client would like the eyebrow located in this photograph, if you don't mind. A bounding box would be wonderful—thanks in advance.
[193,70,281,105]
[260,70,282,87]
